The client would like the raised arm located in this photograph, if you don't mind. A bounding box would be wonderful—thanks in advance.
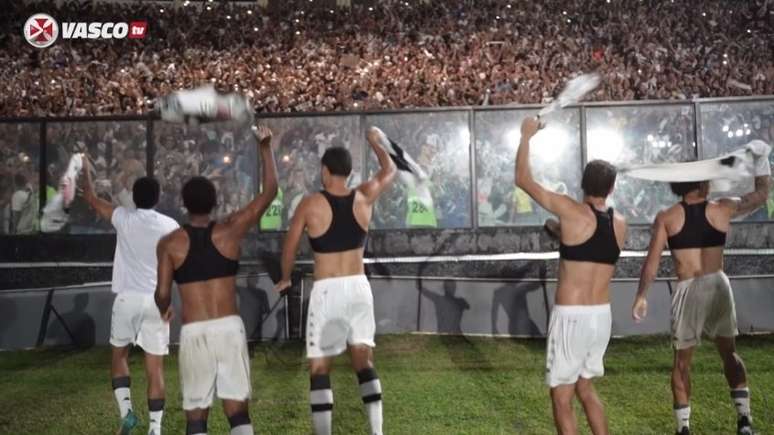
[514,117,576,218]
[81,157,115,221]
[273,199,308,293]
[632,212,669,322]
[154,235,175,320]
[720,141,773,217]
[358,127,397,204]
[224,125,278,237]
[719,176,772,218]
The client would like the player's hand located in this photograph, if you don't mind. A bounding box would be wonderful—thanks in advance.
[746,140,772,176]
[274,279,291,294]
[632,297,648,323]
[367,126,386,146]
[520,116,542,140]
[745,140,771,158]
[162,307,174,323]
[252,124,272,148]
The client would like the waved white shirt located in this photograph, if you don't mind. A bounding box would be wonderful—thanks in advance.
[111,207,179,295]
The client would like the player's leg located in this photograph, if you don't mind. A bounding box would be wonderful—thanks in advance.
[346,276,382,435]
[144,353,165,435]
[307,279,348,435]
[112,345,139,434]
[546,306,589,435]
[550,384,578,435]
[110,293,142,434]
[222,400,253,435]
[576,305,611,435]
[185,408,210,435]
[710,273,753,434]
[179,321,217,435]
[670,277,704,435]
[138,294,170,435]
[217,316,254,435]
[309,357,335,435]
[111,345,133,417]
[575,378,608,435]
[716,336,753,434]
[672,347,694,434]
[350,345,382,435]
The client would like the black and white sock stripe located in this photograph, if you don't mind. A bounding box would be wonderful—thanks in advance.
[357,368,382,404]
[310,375,334,413]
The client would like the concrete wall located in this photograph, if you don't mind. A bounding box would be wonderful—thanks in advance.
[3,273,772,351]
[0,275,291,350]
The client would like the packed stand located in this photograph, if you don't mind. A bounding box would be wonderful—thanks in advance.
[0,0,772,117]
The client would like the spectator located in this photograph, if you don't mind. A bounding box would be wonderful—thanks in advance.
[0,0,772,117]
[11,173,38,234]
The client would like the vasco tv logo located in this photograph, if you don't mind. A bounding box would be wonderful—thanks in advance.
[24,13,147,48]
[24,14,58,48]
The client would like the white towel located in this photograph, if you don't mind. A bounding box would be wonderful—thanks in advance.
[621,150,751,184]
[621,141,771,192]
[369,127,433,206]
[157,85,253,125]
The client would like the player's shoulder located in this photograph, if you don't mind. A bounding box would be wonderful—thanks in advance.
[159,226,186,248]
[708,197,737,209]
[659,202,685,218]
[157,212,180,230]
[110,205,128,223]
[304,191,326,206]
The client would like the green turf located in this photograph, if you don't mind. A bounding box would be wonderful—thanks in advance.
[1,335,773,434]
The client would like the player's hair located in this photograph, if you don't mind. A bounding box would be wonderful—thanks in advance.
[182,176,216,215]
[581,160,617,197]
[132,177,160,209]
[321,147,352,177]
[669,181,703,197]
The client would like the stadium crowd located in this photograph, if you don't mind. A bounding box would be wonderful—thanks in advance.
[2,0,773,234]
[1,0,772,116]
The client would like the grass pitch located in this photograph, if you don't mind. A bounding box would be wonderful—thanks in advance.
[1,334,773,434]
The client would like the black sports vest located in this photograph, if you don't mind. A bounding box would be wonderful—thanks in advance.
[667,201,727,250]
[308,190,367,253]
[559,204,620,265]
[173,222,239,284]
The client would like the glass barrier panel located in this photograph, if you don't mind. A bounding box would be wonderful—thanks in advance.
[258,115,363,231]
[46,121,147,233]
[475,108,582,226]
[0,122,41,235]
[153,120,259,225]
[365,111,472,229]
[700,100,774,221]
[586,104,697,223]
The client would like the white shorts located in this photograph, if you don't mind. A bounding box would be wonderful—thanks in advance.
[179,315,251,411]
[672,271,737,350]
[110,292,169,355]
[307,275,375,359]
[545,304,611,388]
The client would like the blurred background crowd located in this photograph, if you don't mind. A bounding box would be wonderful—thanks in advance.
[1,0,772,115]
[1,0,773,234]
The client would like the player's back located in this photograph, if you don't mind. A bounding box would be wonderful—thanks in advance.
[112,207,179,294]
[305,187,372,280]
[662,199,729,280]
[165,221,241,323]
[556,202,626,305]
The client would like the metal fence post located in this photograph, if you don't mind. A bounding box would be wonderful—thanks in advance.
[580,105,588,171]
[469,108,478,230]
[38,121,47,231]
[146,116,155,177]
